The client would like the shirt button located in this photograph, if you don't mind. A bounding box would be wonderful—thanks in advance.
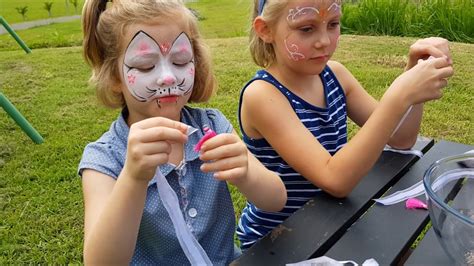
[188,208,197,218]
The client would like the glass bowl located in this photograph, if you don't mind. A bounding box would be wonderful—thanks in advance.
[423,153,474,265]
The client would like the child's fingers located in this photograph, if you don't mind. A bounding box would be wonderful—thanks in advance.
[136,153,171,169]
[430,56,452,69]
[436,79,448,90]
[411,43,446,60]
[200,155,246,173]
[199,142,245,161]
[133,116,189,133]
[212,167,247,181]
[137,126,188,143]
[130,141,171,156]
[437,66,454,79]
[199,133,238,152]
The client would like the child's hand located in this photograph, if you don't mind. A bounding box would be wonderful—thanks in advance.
[123,117,188,182]
[406,37,452,71]
[390,55,453,105]
[199,133,249,184]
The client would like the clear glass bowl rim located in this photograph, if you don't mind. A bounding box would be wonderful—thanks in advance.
[423,153,474,226]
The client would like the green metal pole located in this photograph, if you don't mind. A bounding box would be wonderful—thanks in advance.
[0,92,44,144]
[0,16,31,54]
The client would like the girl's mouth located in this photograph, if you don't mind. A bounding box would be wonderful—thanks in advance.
[158,95,178,103]
[310,55,328,61]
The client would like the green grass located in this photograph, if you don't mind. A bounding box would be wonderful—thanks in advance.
[0,0,473,263]
[0,20,82,51]
[342,0,474,43]
[0,35,472,263]
[0,0,84,23]
[2,0,472,53]
[0,0,252,52]
[187,0,252,38]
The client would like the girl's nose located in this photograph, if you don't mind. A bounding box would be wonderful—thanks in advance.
[314,32,331,48]
[157,75,176,87]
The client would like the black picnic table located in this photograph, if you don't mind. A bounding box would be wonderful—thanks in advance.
[232,139,473,265]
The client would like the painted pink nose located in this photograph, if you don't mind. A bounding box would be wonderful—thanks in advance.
[160,76,176,86]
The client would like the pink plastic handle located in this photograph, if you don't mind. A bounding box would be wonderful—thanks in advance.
[405,198,428,210]
[194,126,217,152]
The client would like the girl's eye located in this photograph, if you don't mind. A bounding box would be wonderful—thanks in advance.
[173,62,189,67]
[137,65,155,72]
[299,26,313,33]
[329,22,340,29]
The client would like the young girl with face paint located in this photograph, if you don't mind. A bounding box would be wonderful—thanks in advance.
[237,0,454,250]
[78,0,286,264]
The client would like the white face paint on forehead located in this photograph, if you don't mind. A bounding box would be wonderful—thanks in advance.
[122,31,195,105]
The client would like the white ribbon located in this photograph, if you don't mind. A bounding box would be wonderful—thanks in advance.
[391,105,413,138]
[154,126,212,265]
[383,145,423,158]
[375,169,473,206]
[286,256,379,266]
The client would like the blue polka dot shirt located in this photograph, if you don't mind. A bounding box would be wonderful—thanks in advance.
[78,106,241,265]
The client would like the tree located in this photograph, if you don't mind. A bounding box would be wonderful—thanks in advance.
[69,0,79,14]
[65,0,70,14]
[15,6,29,21]
[44,2,54,18]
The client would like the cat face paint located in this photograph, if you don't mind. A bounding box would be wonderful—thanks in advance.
[283,0,341,61]
[123,31,195,105]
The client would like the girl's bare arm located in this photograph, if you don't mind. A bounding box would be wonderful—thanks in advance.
[82,170,148,264]
[241,56,452,197]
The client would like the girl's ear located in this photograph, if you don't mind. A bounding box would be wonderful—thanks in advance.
[253,17,273,43]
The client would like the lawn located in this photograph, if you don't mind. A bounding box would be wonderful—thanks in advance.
[0,0,473,264]
[0,0,83,24]
[1,34,472,263]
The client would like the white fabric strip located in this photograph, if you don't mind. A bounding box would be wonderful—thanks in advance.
[286,256,379,266]
[154,125,212,265]
[375,169,473,206]
[390,105,413,137]
[383,145,423,158]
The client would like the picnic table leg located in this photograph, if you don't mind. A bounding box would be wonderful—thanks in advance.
[0,92,44,144]
[0,16,32,54]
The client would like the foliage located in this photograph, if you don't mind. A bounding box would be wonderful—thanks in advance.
[15,6,29,21]
[69,0,79,14]
[2,0,83,23]
[43,2,53,18]
[2,0,472,42]
[341,0,474,43]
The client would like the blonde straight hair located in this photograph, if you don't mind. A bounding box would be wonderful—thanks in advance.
[82,0,216,108]
[249,0,289,68]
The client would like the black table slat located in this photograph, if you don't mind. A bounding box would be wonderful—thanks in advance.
[325,140,473,265]
[233,139,434,266]
[405,228,451,265]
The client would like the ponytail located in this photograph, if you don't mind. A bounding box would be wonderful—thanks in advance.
[82,0,108,68]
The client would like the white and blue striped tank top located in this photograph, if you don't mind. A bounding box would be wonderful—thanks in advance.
[236,66,348,250]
